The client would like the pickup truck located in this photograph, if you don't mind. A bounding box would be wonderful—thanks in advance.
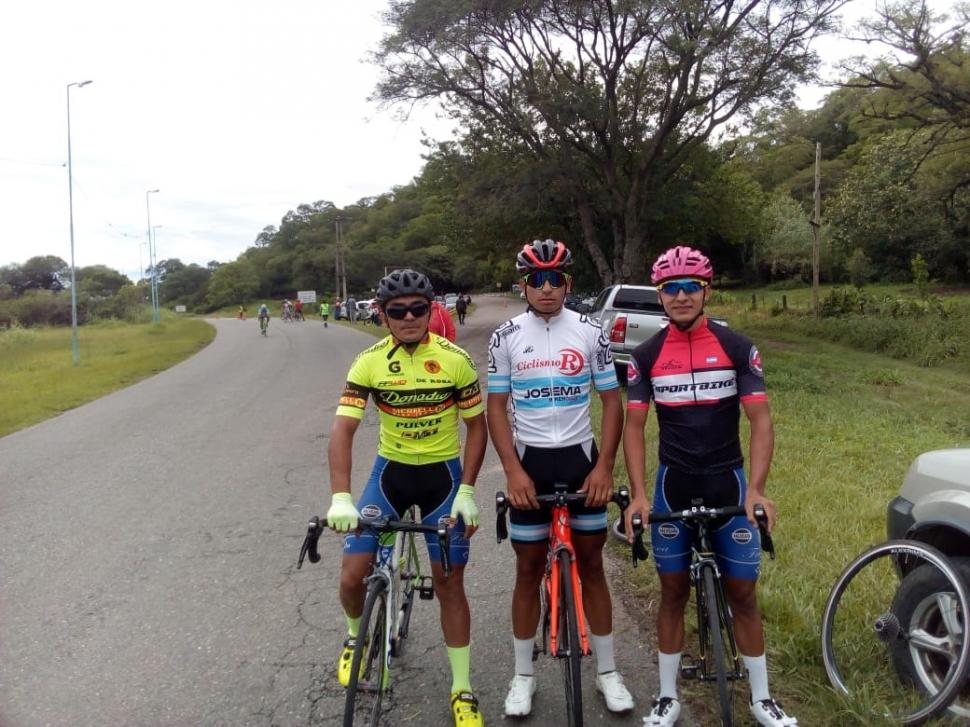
[587,284,728,384]
[587,285,669,384]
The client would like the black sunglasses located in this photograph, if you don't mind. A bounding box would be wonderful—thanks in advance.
[384,302,430,320]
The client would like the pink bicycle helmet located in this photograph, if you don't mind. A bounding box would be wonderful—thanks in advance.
[650,245,714,284]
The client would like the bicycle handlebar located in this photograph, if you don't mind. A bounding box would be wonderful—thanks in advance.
[494,485,644,565]
[297,514,453,576]
[630,503,775,560]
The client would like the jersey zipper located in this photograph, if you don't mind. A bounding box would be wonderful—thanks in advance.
[545,321,560,443]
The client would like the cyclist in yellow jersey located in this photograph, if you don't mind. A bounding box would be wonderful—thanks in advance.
[325,269,488,726]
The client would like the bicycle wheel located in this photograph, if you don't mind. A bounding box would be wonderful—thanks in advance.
[699,567,734,727]
[344,579,389,727]
[822,540,970,725]
[558,549,584,727]
[392,531,421,656]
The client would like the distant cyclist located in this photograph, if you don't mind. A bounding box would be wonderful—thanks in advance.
[487,239,634,717]
[320,300,330,327]
[325,269,487,726]
[257,303,270,336]
[622,246,795,726]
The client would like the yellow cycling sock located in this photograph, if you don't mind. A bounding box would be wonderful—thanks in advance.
[345,614,361,639]
[447,645,472,694]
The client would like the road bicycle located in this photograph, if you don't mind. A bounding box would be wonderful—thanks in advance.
[623,503,772,727]
[297,510,450,727]
[258,315,269,336]
[821,540,970,725]
[494,484,640,727]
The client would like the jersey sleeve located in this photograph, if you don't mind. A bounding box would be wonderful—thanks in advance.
[588,320,619,391]
[454,354,485,418]
[486,322,513,393]
[736,338,768,403]
[335,354,371,419]
[625,347,653,410]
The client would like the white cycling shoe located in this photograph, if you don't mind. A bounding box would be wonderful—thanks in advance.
[504,674,537,716]
[595,670,635,712]
[751,698,798,726]
[643,696,680,726]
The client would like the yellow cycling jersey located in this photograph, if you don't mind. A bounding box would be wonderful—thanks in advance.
[336,333,484,464]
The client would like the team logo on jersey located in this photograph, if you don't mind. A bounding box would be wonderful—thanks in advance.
[732,527,753,545]
[523,345,534,354]
[706,356,719,364]
[659,359,683,371]
[424,360,441,374]
[658,523,679,539]
[627,357,642,385]
[558,348,585,375]
[361,504,382,519]
[749,346,763,376]
[388,360,402,374]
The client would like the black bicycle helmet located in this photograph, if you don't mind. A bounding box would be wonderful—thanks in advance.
[516,239,573,273]
[376,268,434,304]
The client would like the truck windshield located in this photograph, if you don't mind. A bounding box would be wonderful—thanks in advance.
[612,288,665,313]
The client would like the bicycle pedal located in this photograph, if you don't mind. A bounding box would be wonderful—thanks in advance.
[418,576,435,600]
[680,661,700,680]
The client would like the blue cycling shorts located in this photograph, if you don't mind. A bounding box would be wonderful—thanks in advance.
[650,464,761,580]
[343,456,469,566]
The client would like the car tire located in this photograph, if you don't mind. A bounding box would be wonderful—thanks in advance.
[891,555,970,717]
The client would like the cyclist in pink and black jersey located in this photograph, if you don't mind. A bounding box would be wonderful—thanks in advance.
[622,246,796,727]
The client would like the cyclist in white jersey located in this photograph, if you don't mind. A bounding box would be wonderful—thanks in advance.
[487,239,634,717]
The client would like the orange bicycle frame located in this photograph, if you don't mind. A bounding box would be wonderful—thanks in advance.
[546,504,591,657]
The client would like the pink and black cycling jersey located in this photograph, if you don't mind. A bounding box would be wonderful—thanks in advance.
[626,318,767,474]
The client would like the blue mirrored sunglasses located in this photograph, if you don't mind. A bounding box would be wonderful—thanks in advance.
[523,270,570,289]
[657,278,708,296]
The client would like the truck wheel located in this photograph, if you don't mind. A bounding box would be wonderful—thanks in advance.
[891,555,970,718]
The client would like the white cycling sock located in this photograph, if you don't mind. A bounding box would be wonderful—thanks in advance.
[658,651,681,699]
[514,637,535,676]
[743,653,770,703]
[589,632,616,674]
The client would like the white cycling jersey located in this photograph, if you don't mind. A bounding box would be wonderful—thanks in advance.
[487,307,618,448]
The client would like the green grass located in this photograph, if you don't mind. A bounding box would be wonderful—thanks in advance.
[0,317,215,437]
[596,315,970,725]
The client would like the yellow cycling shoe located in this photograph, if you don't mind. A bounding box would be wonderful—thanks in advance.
[451,691,484,726]
[336,638,358,687]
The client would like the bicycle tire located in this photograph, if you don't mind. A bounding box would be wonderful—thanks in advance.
[344,579,388,727]
[821,540,970,725]
[393,531,420,655]
[702,565,733,726]
[558,548,584,727]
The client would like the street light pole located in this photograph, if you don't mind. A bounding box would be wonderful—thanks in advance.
[145,189,160,322]
[66,79,93,365]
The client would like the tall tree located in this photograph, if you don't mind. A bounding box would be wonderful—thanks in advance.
[374,0,845,283]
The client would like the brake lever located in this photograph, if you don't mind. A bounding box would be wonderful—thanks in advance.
[437,523,452,577]
[298,516,324,569]
[631,513,650,566]
[753,504,775,560]
[495,491,509,544]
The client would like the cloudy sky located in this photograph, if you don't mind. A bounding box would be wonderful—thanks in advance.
[0,1,954,281]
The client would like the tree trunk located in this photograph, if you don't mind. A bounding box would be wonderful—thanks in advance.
[575,194,612,285]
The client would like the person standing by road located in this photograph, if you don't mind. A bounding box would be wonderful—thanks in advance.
[325,269,488,727]
[621,246,795,727]
[320,300,330,327]
[430,298,457,341]
[486,239,634,717]
[456,293,468,325]
[334,299,342,321]
[346,295,357,324]
[294,298,304,321]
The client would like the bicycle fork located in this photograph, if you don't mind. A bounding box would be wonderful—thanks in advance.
[548,545,592,658]
[683,558,744,682]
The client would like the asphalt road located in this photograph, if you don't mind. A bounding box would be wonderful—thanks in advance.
[0,296,668,727]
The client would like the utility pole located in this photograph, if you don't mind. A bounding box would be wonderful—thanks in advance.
[335,216,348,302]
[333,217,341,300]
[810,142,822,318]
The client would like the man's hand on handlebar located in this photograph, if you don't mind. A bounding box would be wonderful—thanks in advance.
[578,462,614,508]
[744,491,777,532]
[506,467,540,510]
[326,492,360,533]
[623,495,651,545]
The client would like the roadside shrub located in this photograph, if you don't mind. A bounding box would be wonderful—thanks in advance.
[0,323,37,348]
[0,290,78,327]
